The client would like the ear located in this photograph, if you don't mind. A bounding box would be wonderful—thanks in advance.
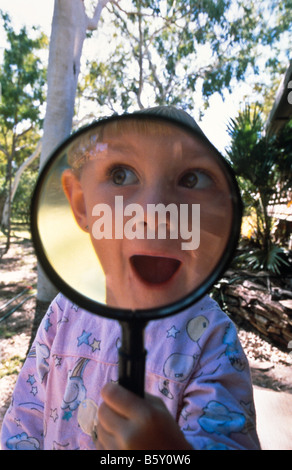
[61,169,89,232]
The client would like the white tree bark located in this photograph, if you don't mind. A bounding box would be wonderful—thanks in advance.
[37,0,113,302]
[1,142,42,228]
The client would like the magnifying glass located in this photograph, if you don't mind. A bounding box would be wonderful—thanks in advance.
[30,108,242,397]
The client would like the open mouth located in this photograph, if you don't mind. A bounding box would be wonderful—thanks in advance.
[130,255,181,285]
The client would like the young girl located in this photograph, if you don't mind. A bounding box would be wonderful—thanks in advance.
[1,107,260,450]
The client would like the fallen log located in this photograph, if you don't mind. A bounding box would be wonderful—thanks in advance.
[213,270,292,350]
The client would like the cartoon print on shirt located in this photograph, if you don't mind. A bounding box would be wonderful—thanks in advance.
[114,337,121,365]
[186,315,209,344]
[164,316,209,382]
[6,432,40,450]
[50,408,59,422]
[27,342,50,383]
[159,316,209,399]
[159,352,198,400]
[222,324,246,372]
[77,330,101,353]
[55,294,65,311]
[202,440,230,450]
[240,399,257,434]
[43,305,54,332]
[163,352,198,382]
[158,378,174,399]
[1,294,260,450]
[52,440,71,450]
[5,400,44,450]
[167,325,180,338]
[70,303,79,312]
[27,374,37,396]
[54,355,62,367]
[77,398,99,441]
[44,315,52,332]
[198,400,246,436]
[61,357,90,421]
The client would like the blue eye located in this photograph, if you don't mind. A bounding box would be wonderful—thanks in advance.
[179,171,213,189]
[111,167,138,185]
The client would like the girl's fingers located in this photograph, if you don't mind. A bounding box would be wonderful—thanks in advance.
[100,382,144,419]
[98,397,127,434]
[96,422,119,450]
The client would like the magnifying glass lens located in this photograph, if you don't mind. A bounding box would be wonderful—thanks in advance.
[32,114,240,319]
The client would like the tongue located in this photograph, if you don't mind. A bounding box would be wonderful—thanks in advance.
[130,255,181,284]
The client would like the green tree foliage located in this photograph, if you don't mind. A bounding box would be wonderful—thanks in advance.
[0,11,47,247]
[226,106,292,274]
[79,0,291,115]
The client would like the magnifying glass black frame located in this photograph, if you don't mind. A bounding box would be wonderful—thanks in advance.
[30,112,242,396]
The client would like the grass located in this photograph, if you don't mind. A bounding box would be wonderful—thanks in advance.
[0,355,25,379]
[0,325,26,379]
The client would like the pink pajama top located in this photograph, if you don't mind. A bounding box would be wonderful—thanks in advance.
[1,293,260,450]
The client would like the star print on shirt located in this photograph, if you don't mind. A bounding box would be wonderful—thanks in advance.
[90,339,101,352]
[47,306,54,316]
[167,325,180,338]
[27,375,38,396]
[45,317,52,332]
[30,386,38,396]
[77,330,91,346]
[54,355,62,367]
[77,330,101,352]
[27,374,36,385]
[62,411,72,421]
[50,408,59,422]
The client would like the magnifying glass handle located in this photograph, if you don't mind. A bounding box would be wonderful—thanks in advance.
[118,320,147,398]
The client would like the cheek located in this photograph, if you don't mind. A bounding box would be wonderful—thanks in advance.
[89,236,127,276]
[193,189,232,230]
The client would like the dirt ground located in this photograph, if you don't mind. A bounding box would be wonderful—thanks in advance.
[0,236,291,444]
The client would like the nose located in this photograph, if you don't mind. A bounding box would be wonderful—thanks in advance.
[132,185,179,240]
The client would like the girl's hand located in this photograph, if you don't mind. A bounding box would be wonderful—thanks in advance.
[96,382,193,450]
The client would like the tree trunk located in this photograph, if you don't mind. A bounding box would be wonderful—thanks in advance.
[2,137,16,254]
[36,0,112,302]
[1,141,42,228]
[36,0,87,302]
[39,0,87,171]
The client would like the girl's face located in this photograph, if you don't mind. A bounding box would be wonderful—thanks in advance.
[63,121,232,310]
